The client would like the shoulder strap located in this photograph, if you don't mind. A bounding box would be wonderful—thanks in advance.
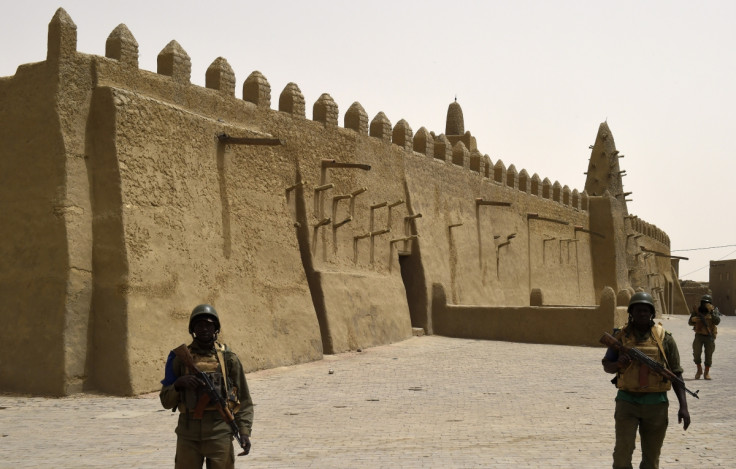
[650,324,671,370]
[215,342,231,395]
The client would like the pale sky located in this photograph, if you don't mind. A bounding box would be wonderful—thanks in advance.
[2,1,734,281]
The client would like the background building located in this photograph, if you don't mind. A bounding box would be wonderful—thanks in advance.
[710,259,736,316]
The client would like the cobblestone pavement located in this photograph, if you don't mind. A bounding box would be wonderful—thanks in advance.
[1,314,734,468]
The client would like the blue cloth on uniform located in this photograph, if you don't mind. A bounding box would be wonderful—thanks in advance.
[603,346,618,362]
[161,350,177,386]
[603,328,620,361]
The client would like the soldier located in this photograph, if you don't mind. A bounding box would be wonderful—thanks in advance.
[689,294,721,380]
[602,292,690,469]
[160,304,254,469]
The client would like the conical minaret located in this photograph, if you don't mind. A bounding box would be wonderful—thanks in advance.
[443,99,477,151]
[584,122,629,214]
[445,99,465,136]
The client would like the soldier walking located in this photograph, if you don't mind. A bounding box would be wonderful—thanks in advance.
[689,294,721,380]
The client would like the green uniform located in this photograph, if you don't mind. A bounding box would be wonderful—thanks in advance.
[603,325,683,469]
[688,307,720,367]
[160,342,253,469]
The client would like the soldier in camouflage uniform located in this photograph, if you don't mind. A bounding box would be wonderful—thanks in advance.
[160,304,254,469]
[689,294,721,380]
[602,292,690,469]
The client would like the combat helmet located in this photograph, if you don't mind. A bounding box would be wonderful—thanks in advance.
[627,291,655,315]
[189,304,221,333]
[700,294,713,304]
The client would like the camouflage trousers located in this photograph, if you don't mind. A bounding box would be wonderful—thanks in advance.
[692,334,716,367]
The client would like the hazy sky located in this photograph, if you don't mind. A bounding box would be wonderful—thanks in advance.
[2,1,734,281]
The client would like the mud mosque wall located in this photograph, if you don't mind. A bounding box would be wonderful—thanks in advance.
[0,9,684,396]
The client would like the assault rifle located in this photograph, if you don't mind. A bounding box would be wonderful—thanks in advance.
[173,344,251,456]
[600,332,700,399]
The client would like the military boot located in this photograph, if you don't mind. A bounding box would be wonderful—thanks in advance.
[704,366,711,380]
[695,364,702,379]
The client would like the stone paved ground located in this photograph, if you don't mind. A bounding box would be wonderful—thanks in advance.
[1,314,734,468]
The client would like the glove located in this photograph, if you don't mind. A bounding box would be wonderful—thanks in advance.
[173,374,203,390]
[238,434,251,455]
[616,354,631,369]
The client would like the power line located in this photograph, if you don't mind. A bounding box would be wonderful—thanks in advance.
[672,243,736,253]
[681,247,736,278]
[682,265,708,277]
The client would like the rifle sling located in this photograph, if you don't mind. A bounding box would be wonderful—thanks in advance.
[215,344,231,399]
[650,325,671,372]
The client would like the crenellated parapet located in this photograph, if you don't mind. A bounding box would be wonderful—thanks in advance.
[36,8,588,216]
[518,169,530,194]
[452,141,470,169]
[157,40,191,84]
[413,127,433,158]
[44,8,589,214]
[279,82,306,117]
[345,102,369,135]
[494,159,506,185]
[469,149,484,174]
[47,7,76,62]
[205,57,236,96]
[313,93,339,126]
[433,134,451,162]
[392,119,413,151]
[105,24,138,68]
[243,71,271,108]
[369,111,392,142]
[628,215,670,248]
